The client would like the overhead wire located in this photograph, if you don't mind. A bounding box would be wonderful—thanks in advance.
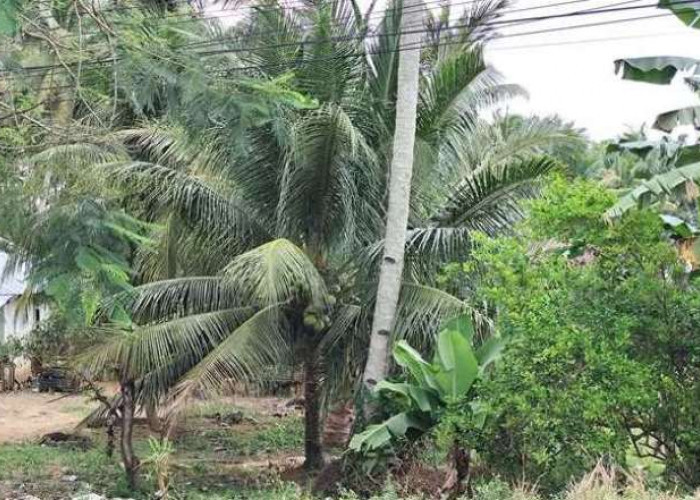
[0,0,682,80]
[2,9,686,109]
[0,0,692,108]
[489,28,691,51]
[12,0,646,44]
[0,12,682,104]
[0,0,655,69]
[184,0,663,53]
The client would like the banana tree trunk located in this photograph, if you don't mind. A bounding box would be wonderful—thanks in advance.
[446,441,471,499]
[120,379,138,490]
[303,345,324,470]
[362,0,423,399]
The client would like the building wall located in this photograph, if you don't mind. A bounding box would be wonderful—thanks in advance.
[0,300,50,343]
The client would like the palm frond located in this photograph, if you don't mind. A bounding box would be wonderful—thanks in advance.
[319,304,363,353]
[223,238,328,305]
[365,0,401,141]
[109,161,272,249]
[234,5,304,74]
[452,115,585,173]
[393,282,472,349]
[432,156,561,233]
[278,104,379,249]
[404,226,475,264]
[29,143,130,167]
[116,125,199,170]
[105,276,240,323]
[417,49,519,146]
[318,304,366,407]
[294,0,365,105]
[82,308,254,379]
[179,302,290,392]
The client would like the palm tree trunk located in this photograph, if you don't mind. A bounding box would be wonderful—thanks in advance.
[120,379,138,490]
[362,0,424,399]
[303,345,324,470]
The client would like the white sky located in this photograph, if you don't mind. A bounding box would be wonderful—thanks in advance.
[486,0,700,140]
[210,0,700,141]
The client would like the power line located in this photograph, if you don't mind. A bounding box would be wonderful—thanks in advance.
[488,29,691,51]
[19,0,487,39]
[0,0,683,81]
[173,10,682,60]
[205,10,678,73]
[1,9,683,107]
[182,0,659,50]
[1,0,656,86]
[21,0,651,48]
[22,0,609,43]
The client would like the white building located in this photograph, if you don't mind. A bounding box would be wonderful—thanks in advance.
[0,253,48,344]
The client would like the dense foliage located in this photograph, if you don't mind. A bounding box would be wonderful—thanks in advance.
[3,0,700,498]
[441,177,700,491]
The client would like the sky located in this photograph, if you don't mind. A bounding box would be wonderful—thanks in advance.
[210,0,700,141]
[485,0,700,140]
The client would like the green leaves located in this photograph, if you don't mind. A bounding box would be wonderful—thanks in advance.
[348,413,428,453]
[661,213,698,238]
[394,340,438,390]
[223,239,328,306]
[614,57,700,85]
[605,162,700,219]
[181,303,289,393]
[351,314,502,454]
[659,0,700,28]
[654,106,700,132]
[0,0,21,35]
[434,327,479,399]
[110,162,271,251]
[433,156,562,233]
[417,48,517,144]
[374,381,438,412]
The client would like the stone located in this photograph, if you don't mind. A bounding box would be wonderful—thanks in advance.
[71,494,106,500]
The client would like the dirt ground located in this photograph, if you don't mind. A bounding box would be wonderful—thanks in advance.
[0,390,297,444]
[0,391,97,443]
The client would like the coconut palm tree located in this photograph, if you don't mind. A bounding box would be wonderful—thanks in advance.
[363,0,424,401]
[24,0,580,477]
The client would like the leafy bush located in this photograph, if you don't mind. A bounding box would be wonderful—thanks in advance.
[449,177,700,491]
[0,337,23,362]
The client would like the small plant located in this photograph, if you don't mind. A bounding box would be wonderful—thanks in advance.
[142,438,174,499]
[0,337,23,363]
[350,314,502,496]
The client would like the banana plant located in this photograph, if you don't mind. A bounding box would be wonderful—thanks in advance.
[349,314,502,454]
[614,1,700,132]
[607,1,700,217]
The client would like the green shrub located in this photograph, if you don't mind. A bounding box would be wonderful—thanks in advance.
[448,177,700,492]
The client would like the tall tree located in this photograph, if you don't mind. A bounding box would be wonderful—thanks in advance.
[363,0,424,395]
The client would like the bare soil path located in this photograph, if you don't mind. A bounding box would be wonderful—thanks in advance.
[0,391,96,443]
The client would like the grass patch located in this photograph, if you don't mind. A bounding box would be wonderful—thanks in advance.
[0,443,139,498]
[189,401,249,419]
[178,416,303,458]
